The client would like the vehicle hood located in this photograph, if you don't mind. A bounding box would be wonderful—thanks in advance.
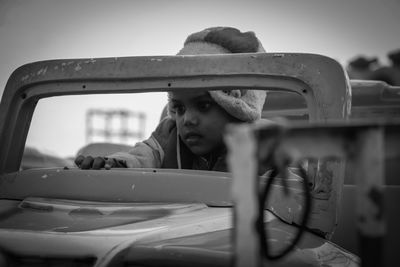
[0,197,359,267]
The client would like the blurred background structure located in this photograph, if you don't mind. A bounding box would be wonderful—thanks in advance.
[346,48,400,86]
[86,109,146,144]
[368,49,400,86]
[346,55,379,80]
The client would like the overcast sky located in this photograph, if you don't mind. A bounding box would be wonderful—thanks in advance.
[1,0,400,157]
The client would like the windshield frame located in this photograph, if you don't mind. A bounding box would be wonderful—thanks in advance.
[0,53,350,174]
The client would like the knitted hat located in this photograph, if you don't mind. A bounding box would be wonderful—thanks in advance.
[170,27,267,122]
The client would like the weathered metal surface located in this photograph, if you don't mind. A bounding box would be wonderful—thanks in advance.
[115,218,359,267]
[0,168,233,206]
[0,198,359,267]
[263,80,400,121]
[227,121,400,267]
[0,53,350,235]
[0,200,233,267]
[225,125,260,267]
[349,128,385,267]
[0,53,350,174]
[0,53,356,266]
[0,197,207,232]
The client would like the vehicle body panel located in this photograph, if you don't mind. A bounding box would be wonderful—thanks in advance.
[0,197,358,267]
[0,53,350,174]
[0,53,359,266]
[263,79,400,121]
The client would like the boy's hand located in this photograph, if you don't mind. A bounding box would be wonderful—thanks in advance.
[75,155,127,169]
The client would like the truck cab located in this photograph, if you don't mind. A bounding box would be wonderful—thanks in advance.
[0,52,398,266]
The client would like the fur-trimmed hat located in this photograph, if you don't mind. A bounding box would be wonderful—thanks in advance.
[170,26,267,122]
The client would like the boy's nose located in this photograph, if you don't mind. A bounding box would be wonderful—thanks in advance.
[183,109,199,126]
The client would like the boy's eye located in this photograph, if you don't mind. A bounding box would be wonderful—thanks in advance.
[171,103,185,115]
[197,101,212,112]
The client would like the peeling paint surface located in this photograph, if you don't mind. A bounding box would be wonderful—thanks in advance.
[37,66,48,76]
[84,59,96,64]
[308,243,359,266]
[74,63,82,71]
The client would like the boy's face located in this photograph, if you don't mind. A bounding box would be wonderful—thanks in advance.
[170,90,239,156]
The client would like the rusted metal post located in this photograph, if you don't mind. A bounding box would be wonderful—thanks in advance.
[225,124,261,267]
[350,128,385,267]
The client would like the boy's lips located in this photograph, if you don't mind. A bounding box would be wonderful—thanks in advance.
[183,132,203,145]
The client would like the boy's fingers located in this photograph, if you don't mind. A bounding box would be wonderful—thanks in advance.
[92,157,106,169]
[75,156,125,170]
[80,156,94,169]
[104,158,116,170]
[74,155,85,167]
[75,155,119,170]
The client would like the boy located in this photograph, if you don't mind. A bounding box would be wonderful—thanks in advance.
[75,26,267,171]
